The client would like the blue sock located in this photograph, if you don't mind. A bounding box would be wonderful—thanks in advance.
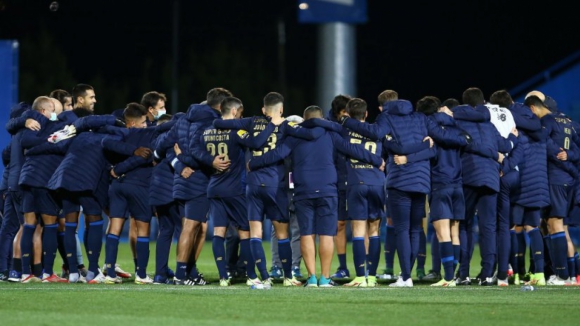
[453,244,460,274]
[575,252,580,278]
[105,234,119,278]
[21,224,36,274]
[527,228,545,273]
[212,236,227,279]
[240,238,257,279]
[509,230,518,275]
[544,235,553,273]
[42,223,58,275]
[155,220,172,277]
[516,231,526,275]
[440,241,454,281]
[83,225,89,252]
[551,232,569,279]
[338,253,347,270]
[250,238,269,280]
[568,256,576,279]
[368,236,380,276]
[136,237,149,279]
[134,258,138,273]
[57,231,67,269]
[431,236,441,273]
[417,230,426,271]
[352,237,366,277]
[87,220,104,275]
[175,262,187,280]
[64,223,78,273]
[385,225,395,270]
[278,238,292,278]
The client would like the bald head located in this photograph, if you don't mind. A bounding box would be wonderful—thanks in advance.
[32,96,55,120]
[50,97,63,115]
[525,90,545,102]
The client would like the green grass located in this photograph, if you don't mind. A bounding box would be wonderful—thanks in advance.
[1,242,579,326]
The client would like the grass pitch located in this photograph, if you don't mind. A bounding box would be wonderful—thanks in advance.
[1,242,579,326]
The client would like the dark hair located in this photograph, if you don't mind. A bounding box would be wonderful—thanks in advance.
[220,97,243,115]
[489,90,513,108]
[304,105,323,120]
[416,96,441,116]
[331,94,352,119]
[141,91,167,109]
[71,84,94,104]
[206,88,233,108]
[378,90,398,106]
[524,95,546,109]
[49,89,72,105]
[462,87,485,107]
[263,92,284,108]
[124,102,147,120]
[346,98,367,120]
[442,98,460,109]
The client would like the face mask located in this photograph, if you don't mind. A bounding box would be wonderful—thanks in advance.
[155,109,166,120]
[50,112,58,121]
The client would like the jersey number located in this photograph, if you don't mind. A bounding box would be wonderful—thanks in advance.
[252,132,277,156]
[349,138,377,163]
[207,142,229,161]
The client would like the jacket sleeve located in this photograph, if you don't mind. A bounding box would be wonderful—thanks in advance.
[496,128,517,154]
[113,156,151,176]
[402,147,436,163]
[236,124,275,149]
[249,138,295,170]
[74,115,117,132]
[426,118,471,147]
[101,135,139,157]
[213,117,253,130]
[500,143,524,174]
[5,113,31,135]
[155,123,178,159]
[20,129,48,149]
[25,139,70,156]
[282,120,325,140]
[342,114,391,141]
[463,142,499,160]
[512,110,541,132]
[331,132,382,167]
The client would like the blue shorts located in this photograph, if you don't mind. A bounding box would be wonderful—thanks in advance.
[347,185,385,221]
[511,205,541,227]
[109,182,153,222]
[61,198,81,215]
[61,191,102,216]
[178,195,209,222]
[294,196,338,236]
[429,186,465,222]
[246,185,288,222]
[21,187,60,216]
[338,190,348,221]
[209,196,249,231]
[549,184,574,219]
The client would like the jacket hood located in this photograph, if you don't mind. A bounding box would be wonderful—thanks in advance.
[383,100,413,116]
[10,102,31,119]
[186,104,220,123]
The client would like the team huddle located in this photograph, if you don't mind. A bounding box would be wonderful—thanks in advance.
[0,84,579,288]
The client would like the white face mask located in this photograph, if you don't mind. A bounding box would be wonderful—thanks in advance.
[155,109,166,120]
[50,112,58,121]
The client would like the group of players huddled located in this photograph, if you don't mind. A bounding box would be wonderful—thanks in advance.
[0,84,579,288]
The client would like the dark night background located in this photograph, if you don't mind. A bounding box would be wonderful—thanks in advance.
[0,0,579,120]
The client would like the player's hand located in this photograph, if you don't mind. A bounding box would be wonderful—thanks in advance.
[173,143,182,155]
[133,147,152,159]
[500,170,504,177]
[25,119,41,131]
[497,152,505,163]
[511,127,519,137]
[423,136,434,148]
[379,159,386,171]
[181,167,194,179]
[110,169,119,179]
[394,155,407,165]
[557,148,568,161]
[439,106,453,117]
[213,154,231,172]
